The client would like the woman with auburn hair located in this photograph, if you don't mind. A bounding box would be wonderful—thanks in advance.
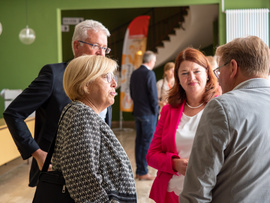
[146,47,219,203]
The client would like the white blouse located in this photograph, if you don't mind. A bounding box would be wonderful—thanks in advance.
[156,78,174,101]
[167,109,204,195]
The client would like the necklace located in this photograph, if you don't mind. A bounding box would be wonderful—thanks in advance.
[186,102,204,109]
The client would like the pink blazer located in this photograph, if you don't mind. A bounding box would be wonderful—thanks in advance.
[146,102,185,203]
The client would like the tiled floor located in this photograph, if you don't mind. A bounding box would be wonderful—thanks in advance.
[0,128,156,203]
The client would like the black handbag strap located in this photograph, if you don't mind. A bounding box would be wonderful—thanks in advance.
[42,104,72,172]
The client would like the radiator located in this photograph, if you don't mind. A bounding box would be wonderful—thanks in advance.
[226,9,269,46]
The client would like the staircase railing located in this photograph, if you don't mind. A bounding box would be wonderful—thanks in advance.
[108,7,189,65]
[147,7,188,52]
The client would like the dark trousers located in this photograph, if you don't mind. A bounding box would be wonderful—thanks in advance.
[135,114,157,175]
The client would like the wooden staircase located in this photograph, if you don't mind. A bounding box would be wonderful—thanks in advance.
[108,4,218,69]
[154,4,218,67]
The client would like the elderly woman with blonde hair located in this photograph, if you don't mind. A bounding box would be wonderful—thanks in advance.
[51,55,137,202]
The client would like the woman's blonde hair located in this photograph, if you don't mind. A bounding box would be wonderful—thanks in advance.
[206,56,217,70]
[63,55,118,101]
[163,62,175,78]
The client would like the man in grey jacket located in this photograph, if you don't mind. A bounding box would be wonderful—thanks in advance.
[180,36,270,203]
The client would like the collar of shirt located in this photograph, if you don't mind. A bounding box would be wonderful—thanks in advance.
[143,64,151,70]
[233,78,266,90]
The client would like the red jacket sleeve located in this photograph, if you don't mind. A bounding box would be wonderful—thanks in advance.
[146,105,180,175]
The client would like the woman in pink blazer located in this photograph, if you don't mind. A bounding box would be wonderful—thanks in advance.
[146,48,219,203]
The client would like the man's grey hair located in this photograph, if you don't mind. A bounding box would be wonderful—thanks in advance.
[143,50,156,63]
[72,20,110,55]
[215,35,270,77]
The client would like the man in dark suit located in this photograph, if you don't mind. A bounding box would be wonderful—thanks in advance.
[3,20,112,187]
[130,50,159,180]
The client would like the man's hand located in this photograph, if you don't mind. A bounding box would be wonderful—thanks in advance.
[32,149,52,171]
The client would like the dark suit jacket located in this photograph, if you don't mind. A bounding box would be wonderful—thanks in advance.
[3,62,112,187]
[129,65,159,117]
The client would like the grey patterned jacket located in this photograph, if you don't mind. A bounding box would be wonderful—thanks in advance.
[52,101,137,202]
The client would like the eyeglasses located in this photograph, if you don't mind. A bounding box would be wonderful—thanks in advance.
[103,72,117,84]
[213,61,230,78]
[78,40,111,54]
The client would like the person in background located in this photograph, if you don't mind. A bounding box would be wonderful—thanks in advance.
[146,47,218,203]
[156,62,175,114]
[130,50,159,181]
[180,36,270,202]
[3,20,112,187]
[51,55,137,202]
[206,55,222,95]
[205,55,217,68]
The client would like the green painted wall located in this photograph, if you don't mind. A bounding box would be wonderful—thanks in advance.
[0,0,269,120]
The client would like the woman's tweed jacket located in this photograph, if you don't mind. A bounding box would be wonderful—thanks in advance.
[52,101,137,202]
